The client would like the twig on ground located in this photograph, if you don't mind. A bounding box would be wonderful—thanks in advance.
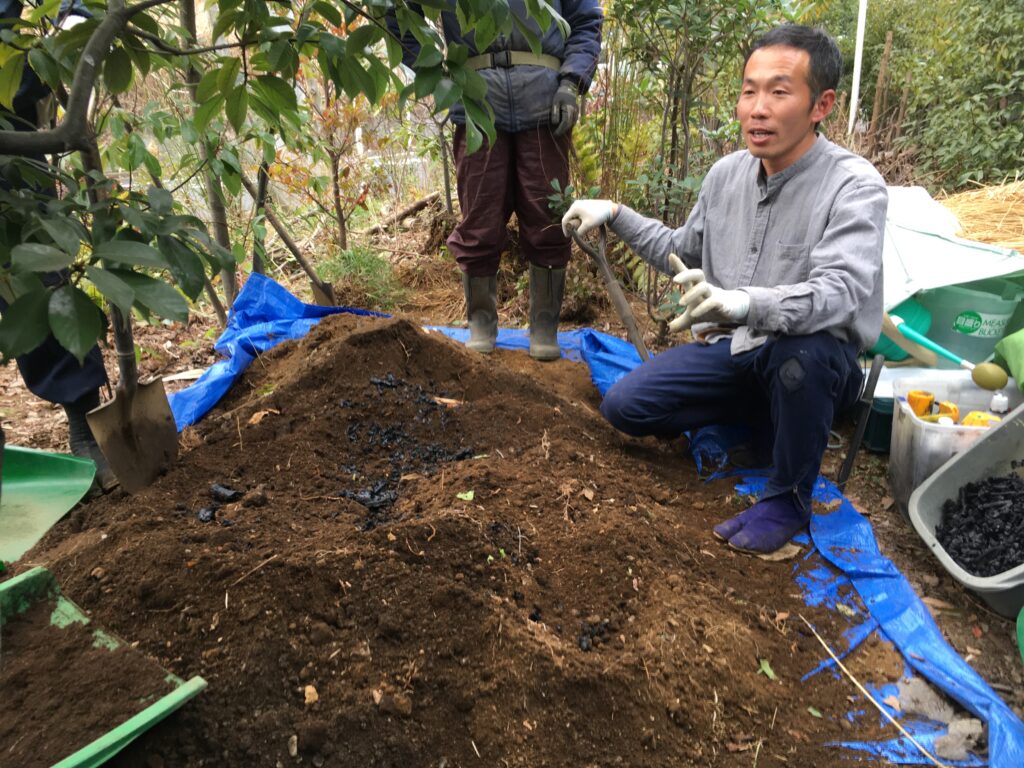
[798,614,949,768]
[230,554,279,588]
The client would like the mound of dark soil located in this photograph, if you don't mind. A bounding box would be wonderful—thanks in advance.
[14,314,898,766]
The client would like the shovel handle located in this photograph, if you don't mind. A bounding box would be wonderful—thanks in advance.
[109,305,139,398]
[569,225,650,362]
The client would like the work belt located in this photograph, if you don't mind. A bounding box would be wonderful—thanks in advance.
[465,51,562,71]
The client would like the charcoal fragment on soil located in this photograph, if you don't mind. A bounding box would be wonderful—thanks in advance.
[210,483,244,503]
[197,505,219,523]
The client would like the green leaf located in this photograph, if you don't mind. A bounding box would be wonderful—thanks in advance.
[807,706,822,719]
[456,490,475,501]
[225,84,248,133]
[27,48,59,90]
[757,659,778,681]
[314,0,341,26]
[48,285,104,365]
[147,187,174,215]
[102,46,133,94]
[39,217,83,258]
[0,53,25,110]
[112,270,189,322]
[157,235,206,299]
[413,66,443,99]
[92,240,166,268]
[0,288,50,359]
[217,58,242,96]
[464,115,483,154]
[84,265,135,317]
[194,95,225,134]
[433,78,460,112]
[196,69,220,103]
[412,44,443,69]
[11,243,73,272]
[253,74,298,113]
[122,33,151,77]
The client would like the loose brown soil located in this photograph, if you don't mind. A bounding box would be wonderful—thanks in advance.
[6,313,924,767]
[0,598,174,767]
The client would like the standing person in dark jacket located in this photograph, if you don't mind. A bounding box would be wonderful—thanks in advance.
[388,1,603,360]
[0,0,115,490]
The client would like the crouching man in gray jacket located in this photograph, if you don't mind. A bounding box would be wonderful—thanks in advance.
[388,1,603,360]
[563,25,888,554]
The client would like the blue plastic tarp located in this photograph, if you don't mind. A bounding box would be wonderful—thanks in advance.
[170,275,1024,765]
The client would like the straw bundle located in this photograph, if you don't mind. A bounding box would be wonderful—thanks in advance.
[939,178,1024,252]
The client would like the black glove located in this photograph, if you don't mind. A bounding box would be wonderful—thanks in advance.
[550,80,579,137]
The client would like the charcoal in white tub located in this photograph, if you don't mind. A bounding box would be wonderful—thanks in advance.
[908,401,1024,618]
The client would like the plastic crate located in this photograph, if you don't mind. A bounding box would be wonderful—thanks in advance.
[907,402,1024,618]
[889,374,1022,516]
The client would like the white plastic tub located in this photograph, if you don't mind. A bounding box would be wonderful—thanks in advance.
[889,373,1022,516]
[908,402,1024,618]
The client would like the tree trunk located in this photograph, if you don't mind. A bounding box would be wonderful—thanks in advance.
[180,0,236,305]
[329,151,348,251]
[252,160,269,274]
[440,118,453,215]
[239,174,336,306]
[867,31,893,157]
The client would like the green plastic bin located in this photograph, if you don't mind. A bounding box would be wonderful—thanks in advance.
[0,567,206,767]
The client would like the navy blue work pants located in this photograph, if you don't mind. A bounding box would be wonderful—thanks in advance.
[0,272,107,407]
[600,332,862,508]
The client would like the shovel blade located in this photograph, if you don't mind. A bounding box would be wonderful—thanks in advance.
[87,378,178,493]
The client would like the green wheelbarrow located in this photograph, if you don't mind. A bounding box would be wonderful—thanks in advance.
[0,567,206,767]
[1018,606,1024,669]
[0,445,97,564]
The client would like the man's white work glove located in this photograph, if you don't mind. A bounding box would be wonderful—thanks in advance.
[666,254,749,332]
[562,199,615,237]
[550,80,579,137]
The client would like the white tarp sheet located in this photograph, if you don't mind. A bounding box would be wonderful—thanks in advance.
[883,186,1024,310]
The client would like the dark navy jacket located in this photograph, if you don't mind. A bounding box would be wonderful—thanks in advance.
[387,1,603,132]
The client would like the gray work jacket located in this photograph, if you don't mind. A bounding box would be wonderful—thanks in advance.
[611,135,889,354]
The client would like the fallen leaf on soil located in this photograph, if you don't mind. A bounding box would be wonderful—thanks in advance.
[400,473,423,482]
[922,596,956,611]
[726,740,755,753]
[966,646,982,656]
[756,543,802,562]
[775,611,790,622]
[807,706,823,718]
[882,496,895,510]
[288,735,298,758]
[836,604,858,618]
[304,685,319,705]
[386,532,397,542]
[247,408,280,425]
[456,490,475,501]
[431,396,462,408]
[582,488,595,501]
[882,695,900,711]
[971,626,983,639]
[758,659,778,681]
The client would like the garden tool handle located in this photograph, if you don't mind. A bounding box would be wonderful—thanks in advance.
[568,224,650,362]
[890,315,973,369]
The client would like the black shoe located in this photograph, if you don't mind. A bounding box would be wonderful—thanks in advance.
[529,264,565,361]
[462,272,498,354]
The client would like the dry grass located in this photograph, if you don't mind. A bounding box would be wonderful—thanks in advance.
[939,178,1024,252]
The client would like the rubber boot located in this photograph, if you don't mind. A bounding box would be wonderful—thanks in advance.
[462,272,498,354]
[529,264,565,361]
[64,389,119,493]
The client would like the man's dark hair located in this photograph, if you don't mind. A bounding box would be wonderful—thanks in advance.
[746,24,842,105]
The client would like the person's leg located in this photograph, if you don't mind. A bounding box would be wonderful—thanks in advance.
[600,339,751,439]
[726,333,862,553]
[448,126,514,353]
[512,126,572,360]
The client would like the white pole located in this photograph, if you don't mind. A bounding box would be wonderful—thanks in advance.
[848,0,869,135]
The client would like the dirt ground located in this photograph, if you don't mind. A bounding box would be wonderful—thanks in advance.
[1,253,1022,766]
